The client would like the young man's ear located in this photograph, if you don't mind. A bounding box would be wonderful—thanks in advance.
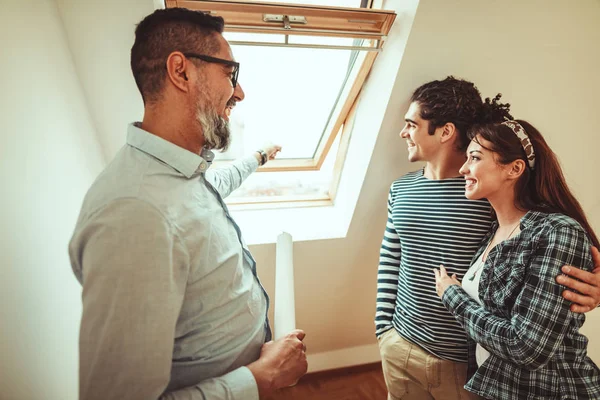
[439,122,457,144]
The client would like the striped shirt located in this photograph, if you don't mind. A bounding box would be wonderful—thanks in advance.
[376,169,492,362]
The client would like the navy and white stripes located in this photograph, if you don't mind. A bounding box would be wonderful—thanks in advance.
[376,169,492,362]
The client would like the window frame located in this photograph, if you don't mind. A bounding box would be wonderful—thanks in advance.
[164,0,396,206]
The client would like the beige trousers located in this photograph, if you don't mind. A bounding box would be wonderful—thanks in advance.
[378,329,482,400]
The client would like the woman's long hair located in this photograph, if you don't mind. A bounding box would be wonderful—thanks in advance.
[467,119,599,248]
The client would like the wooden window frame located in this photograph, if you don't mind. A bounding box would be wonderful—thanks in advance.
[224,101,357,209]
[166,1,395,46]
[164,0,396,207]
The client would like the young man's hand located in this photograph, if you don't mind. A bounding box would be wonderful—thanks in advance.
[557,246,600,313]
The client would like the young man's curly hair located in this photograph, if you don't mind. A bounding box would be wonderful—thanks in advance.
[410,76,512,151]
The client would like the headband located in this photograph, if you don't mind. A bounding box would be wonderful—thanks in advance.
[501,120,536,169]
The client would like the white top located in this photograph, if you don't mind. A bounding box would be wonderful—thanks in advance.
[462,252,491,366]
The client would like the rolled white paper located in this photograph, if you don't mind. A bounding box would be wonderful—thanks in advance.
[274,231,296,340]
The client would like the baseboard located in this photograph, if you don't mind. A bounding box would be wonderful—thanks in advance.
[306,343,381,373]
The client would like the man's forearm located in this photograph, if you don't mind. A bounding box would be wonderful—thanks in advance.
[253,151,262,165]
[205,155,258,198]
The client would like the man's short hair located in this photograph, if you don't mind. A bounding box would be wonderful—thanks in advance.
[410,76,484,151]
[130,8,225,104]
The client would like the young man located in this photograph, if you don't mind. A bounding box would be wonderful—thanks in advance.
[376,77,600,400]
[69,8,305,400]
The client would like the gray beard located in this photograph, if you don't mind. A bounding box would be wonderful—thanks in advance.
[196,102,231,152]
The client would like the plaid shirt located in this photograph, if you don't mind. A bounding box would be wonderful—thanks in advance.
[442,211,600,399]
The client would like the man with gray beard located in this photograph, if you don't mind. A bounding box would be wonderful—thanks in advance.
[68,8,306,400]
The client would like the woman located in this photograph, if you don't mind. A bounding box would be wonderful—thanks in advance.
[434,118,600,399]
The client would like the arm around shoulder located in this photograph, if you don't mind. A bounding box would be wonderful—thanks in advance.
[443,224,591,370]
[557,246,600,313]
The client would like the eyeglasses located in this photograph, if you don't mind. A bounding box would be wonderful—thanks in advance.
[184,53,240,88]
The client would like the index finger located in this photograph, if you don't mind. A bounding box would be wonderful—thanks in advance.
[561,264,599,286]
[439,264,448,277]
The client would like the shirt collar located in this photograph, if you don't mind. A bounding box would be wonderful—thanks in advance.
[489,209,545,232]
[126,123,214,178]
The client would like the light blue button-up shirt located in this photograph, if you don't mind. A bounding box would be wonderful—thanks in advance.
[69,123,271,400]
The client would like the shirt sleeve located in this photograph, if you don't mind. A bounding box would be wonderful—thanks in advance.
[375,187,401,337]
[74,199,259,400]
[205,155,259,199]
[441,225,592,371]
[160,368,258,400]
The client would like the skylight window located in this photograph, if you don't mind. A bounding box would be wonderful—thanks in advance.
[166,0,395,207]
[216,38,365,161]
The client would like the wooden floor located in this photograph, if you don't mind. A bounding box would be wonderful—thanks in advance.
[266,362,388,400]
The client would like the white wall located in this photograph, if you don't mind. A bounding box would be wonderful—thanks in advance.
[56,0,154,160]
[0,0,105,398]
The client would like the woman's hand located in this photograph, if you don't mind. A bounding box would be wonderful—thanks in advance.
[434,265,461,298]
